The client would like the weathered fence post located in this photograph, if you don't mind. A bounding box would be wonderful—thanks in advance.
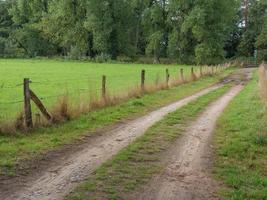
[191,67,194,75]
[24,78,33,128]
[30,90,52,121]
[200,66,203,77]
[180,68,184,83]
[166,69,170,86]
[141,69,145,92]
[102,75,106,100]
[211,66,214,75]
[191,67,197,81]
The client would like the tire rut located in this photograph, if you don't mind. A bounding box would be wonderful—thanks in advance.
[0,85,224,200]
[131,85,244,200]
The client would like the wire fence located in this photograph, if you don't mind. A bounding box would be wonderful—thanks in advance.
[0,66,224,127]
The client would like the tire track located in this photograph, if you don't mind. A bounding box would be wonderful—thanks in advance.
[132,85,244,200]
[1,84,224,200]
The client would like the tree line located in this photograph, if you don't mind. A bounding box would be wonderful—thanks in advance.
[0,0,266,64]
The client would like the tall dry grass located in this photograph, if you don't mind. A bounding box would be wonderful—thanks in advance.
[259,64,267,103]
[0,64,230,134]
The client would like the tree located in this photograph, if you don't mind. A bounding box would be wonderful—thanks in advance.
[183,0,239,64]
[142,0,169,63]
[238,0,267,57]
[0,0,14,55]
[129,0,149,55]
[40,0,89,58]
[85,0,136,59]
[168,0,239,64]
[8,0,56,57]
[167,0,196,63]
[0,0,264,62]
[255,18,267,60]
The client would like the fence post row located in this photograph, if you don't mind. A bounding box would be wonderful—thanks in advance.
[141,69,145,92]
[22,65,227,128]
[102,75,106,100]
[24,78,33,128]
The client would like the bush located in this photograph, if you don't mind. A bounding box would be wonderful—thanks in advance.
[94,53,111,63]
[68,46,83,60]
[116,55,133,63]
[0,37,6,54]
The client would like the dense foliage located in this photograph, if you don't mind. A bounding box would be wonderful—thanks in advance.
[0,0,266,64]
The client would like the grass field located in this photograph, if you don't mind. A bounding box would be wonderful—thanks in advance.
[214,71,267,199]
[0,70,233,176]
[0,59,196,122]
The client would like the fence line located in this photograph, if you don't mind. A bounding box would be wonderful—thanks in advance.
[0,65,227,130]
[0,100,24,105]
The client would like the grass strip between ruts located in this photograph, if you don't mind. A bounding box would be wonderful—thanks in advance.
[68,84,232,200]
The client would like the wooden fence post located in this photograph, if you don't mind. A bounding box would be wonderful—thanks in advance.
[141,69,145,92]
[191,67,194,75]
[200,66,203,77]
[102,75,106,100]
[166,69,170,86]
[30,90,52,122]
[24,78,33,128]
[180,68,184,83]
[191,67,197,81]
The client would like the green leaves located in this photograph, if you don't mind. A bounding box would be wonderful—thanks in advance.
[1,0,265,63]
[238,0,267,57]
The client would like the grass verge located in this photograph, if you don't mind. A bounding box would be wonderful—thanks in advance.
[0,69,233,176]
[68,84,232,200]
[214,71,267,199]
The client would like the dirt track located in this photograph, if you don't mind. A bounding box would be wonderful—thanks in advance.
[0,84,224,200]
[131,85,244,200]
[128,68,254,200]
[0,68,254,200]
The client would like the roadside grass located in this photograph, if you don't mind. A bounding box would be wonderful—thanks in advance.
[0,70,234,176]
[68,84,232,200]
[214,71,267,200]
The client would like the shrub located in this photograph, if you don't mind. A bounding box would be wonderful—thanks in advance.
[95,53,111,63]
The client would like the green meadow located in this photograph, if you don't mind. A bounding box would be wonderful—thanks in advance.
[0,59,195,122]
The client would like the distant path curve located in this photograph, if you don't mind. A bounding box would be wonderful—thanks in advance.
[129,68,254,200]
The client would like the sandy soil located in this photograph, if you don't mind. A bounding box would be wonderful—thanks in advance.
[128,68,254,200]
[130,85,244,200]
[0,85,223,200]
[0,68,254,200]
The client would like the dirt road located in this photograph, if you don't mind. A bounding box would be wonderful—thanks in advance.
[0,85,224,200]
[132,85,244,200]
[0,68,254,200]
